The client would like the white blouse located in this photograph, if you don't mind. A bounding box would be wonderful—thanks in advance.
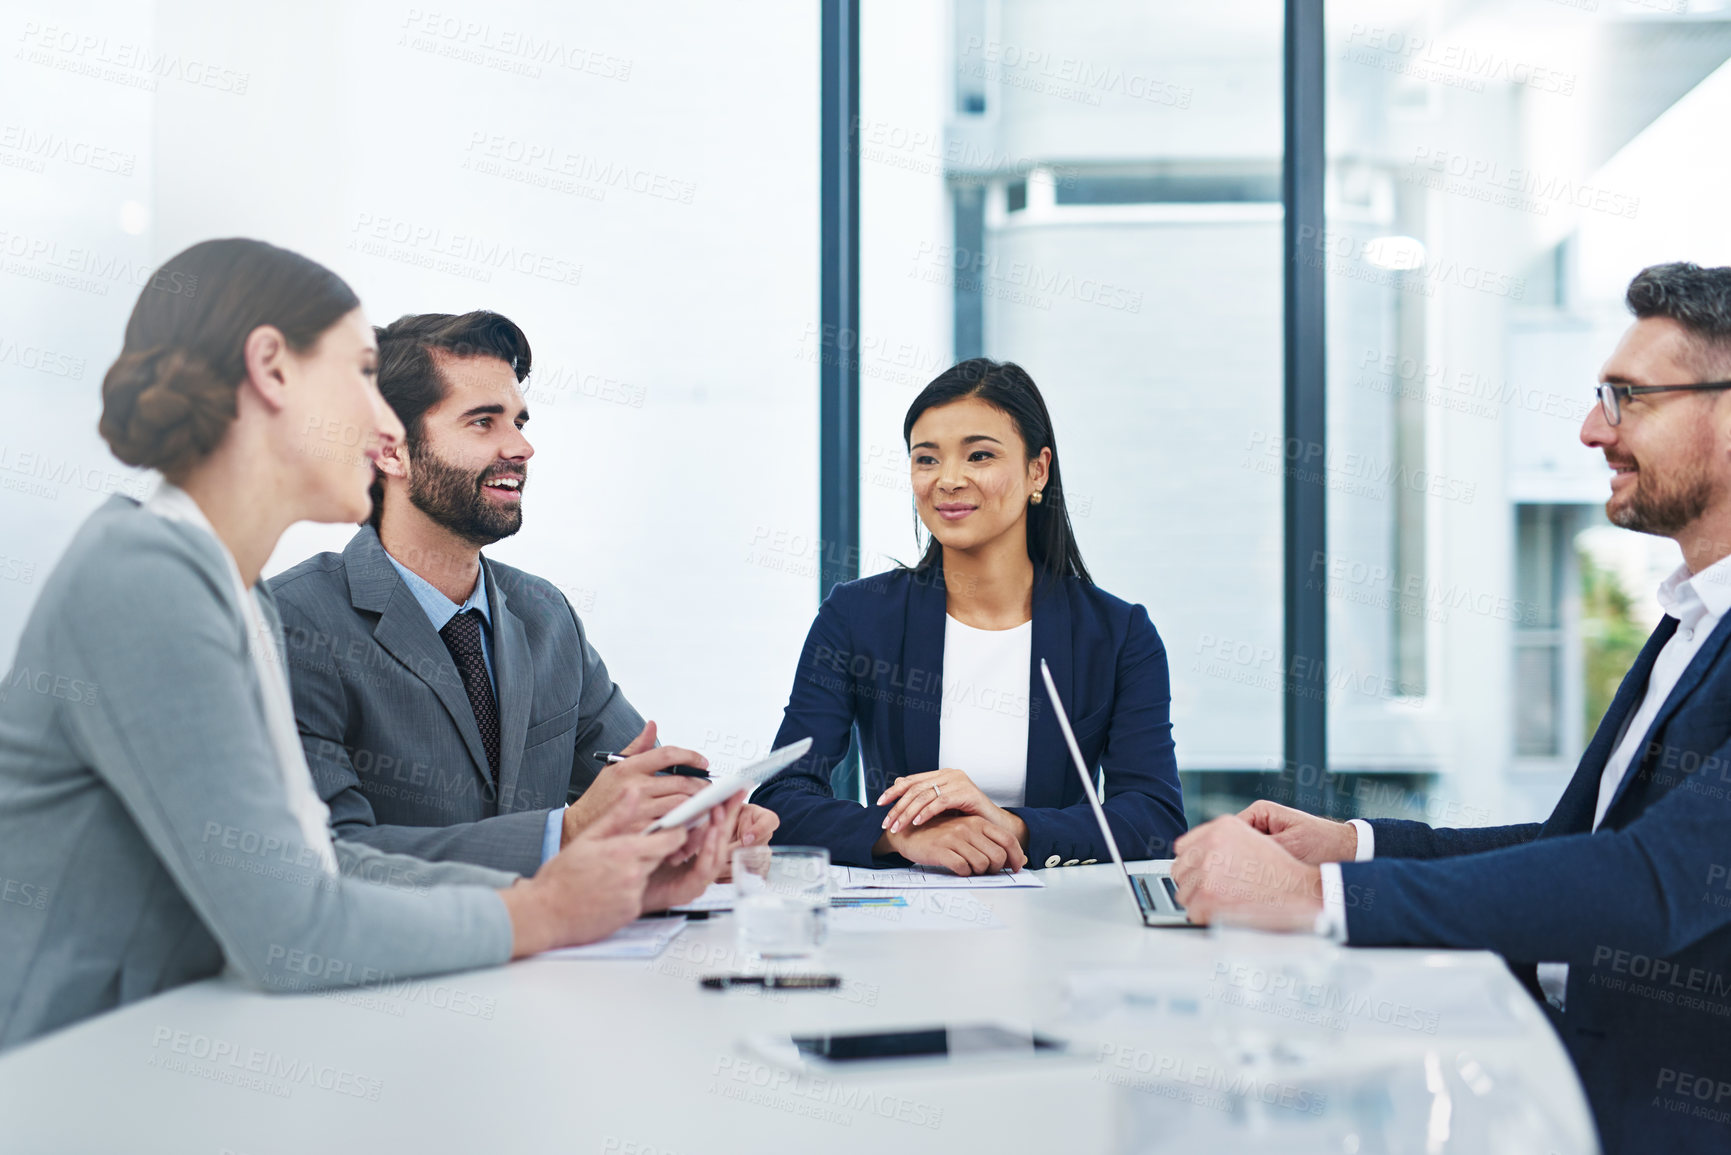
[936,614,1032,807]
[145,482,338,875]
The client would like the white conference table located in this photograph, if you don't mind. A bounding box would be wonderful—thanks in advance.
[0,863,1598,1154]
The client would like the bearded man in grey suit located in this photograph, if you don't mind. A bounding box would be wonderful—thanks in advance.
[270,311,776,877]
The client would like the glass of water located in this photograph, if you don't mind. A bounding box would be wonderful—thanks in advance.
[733,845,830,960]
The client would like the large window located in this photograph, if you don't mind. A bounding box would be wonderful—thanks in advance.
[1324,0,1731,823]
[859,0,1287,810]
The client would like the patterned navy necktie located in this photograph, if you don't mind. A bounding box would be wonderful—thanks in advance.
[438,609,500,780]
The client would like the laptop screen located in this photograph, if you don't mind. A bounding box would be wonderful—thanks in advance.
[1039,660,1150,920]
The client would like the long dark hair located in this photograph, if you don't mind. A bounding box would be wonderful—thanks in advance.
[901,358,1091,585]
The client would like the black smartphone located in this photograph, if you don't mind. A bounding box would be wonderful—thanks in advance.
[756,1025,1066,1069]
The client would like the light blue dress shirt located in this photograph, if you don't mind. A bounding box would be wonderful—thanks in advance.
[384,553,564,864]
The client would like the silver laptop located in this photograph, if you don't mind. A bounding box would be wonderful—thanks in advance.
[1040,660,1192,928]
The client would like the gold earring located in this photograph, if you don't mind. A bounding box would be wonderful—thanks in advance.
[1029,490,1044,506]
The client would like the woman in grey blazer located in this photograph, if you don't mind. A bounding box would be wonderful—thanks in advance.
[0,238,737,1051]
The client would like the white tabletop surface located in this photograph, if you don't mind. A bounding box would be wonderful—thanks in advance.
[0,863,1599,1154]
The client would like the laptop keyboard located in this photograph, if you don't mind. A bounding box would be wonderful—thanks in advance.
[1162,876,1186,911]
[1134,874,1186,913]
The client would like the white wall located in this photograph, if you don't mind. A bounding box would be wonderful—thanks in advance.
[1,0,822,771]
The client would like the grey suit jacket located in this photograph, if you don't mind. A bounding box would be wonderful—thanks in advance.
[0,496,516,1053]
[268,527,645,876]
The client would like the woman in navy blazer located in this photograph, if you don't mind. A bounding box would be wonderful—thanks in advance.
[756,359,1186,872]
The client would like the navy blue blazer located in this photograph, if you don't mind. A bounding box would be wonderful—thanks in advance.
[755,563,1187,870]
[1343,613,1731,1155]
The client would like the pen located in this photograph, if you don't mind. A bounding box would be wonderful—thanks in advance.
[700,975,841,991]
[592,752,711,779]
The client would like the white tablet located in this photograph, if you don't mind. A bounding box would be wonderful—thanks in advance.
[643,737,812,832]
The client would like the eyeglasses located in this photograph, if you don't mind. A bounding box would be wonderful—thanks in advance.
[1595,380,1731,426]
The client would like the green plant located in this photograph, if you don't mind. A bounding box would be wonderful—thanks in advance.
[1578,550,1646,746]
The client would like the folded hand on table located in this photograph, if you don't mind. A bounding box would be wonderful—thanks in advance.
[873,812,1028,876]
[1170,815,1323,930]
[876,768,1029,846]
[1236,799,1360,866]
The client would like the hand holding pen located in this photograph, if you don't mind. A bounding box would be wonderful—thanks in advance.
[561,721,708,845]
[592,753,711,779]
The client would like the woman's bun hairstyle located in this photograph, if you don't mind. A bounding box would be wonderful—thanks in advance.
[99,238,360,478]
[100,347,238,473]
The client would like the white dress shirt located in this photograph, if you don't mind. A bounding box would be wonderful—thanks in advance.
[1318,553,1731,986]
[937,614,1032,808]
[145,482,338,875]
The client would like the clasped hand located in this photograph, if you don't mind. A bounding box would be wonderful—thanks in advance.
[1169,800,1360,928]
[872,769,1028,876]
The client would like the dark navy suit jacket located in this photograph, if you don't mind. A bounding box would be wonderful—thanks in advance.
[754,563,1187,870]
[1344,613,1731,1155]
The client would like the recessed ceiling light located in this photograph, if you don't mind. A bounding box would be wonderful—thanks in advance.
[1364,235,1425,271]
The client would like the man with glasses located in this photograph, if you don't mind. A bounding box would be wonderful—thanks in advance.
[1170,262,1731,1155]
[1595,376,1731,426]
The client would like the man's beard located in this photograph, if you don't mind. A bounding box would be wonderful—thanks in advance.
[406,441,525,546]
[1607,429,1713,538]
